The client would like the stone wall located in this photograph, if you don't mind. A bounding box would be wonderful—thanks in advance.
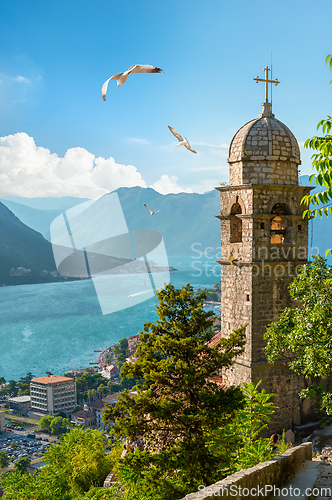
[227,114,300,187]
[180,443,312,500]
[216,185,311,264]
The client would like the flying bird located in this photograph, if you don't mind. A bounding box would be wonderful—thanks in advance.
[144,204,160,216]
[102,64,163,102]
[168,126,197,154]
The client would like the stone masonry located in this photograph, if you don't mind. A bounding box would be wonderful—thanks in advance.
[216,101,315,431]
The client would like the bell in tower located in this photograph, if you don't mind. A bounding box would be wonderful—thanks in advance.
[216,66,314,431]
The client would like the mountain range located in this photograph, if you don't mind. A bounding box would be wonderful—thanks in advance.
[0,177,331,285]
[0,201,57,285]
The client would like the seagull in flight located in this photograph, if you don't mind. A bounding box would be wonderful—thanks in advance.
[102,64,163,102]
[168,126,197,154]
[144,204,160,216]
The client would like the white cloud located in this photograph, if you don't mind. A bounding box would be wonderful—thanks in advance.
[150,175,193,195]
[14,76,31,84]
[0,133,146,198]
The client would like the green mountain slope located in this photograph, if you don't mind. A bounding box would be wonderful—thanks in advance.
[2,180,332,261]
[115,187,220,255]
[0,195,91,211]
[0,202,59,284]
[0,200,62,237]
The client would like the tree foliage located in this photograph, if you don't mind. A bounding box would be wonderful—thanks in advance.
[113,338,130,368]
[302,55,332,256]
[39,415,54,433]
[226,382,276,471]
[0,450,9,468]
[1,428,113,499]
[17,372,34,396]
[73,373,108,402]
[265,256,332,413]
[103,283,246,490]
[39,415,72,435]
[14,457,31,474]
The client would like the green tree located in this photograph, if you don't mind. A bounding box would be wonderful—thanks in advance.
[302,55,332,256]
[97,384,105,400]
[50,416,72,436]
[39,415,54,433]
[74,373,106,401]
[73,405,83,413]
[226,382,277,471]
[113,338,130,368]
[0,377,6,385]
[14,457,31,474]
[1,428,113,499]
[0,450,9,468]
[17,372,35,396]
[265,256,332,414]
[7,380,18,397]
[91,389,96,402]
[107,381,112,394]
[103,283,246,490]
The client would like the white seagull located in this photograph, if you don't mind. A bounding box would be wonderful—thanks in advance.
[102,64,163,102]
[168,126,197,154]
[144,204,160,216]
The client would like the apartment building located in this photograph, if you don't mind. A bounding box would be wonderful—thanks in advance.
[30,375,77,417]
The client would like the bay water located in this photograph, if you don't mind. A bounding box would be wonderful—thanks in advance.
[0,253,220,381]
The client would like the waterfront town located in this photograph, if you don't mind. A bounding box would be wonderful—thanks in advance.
[3,1,332,497]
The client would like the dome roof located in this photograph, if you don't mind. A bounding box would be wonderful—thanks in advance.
[228,104,301,165]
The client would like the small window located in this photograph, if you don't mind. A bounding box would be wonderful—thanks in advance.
[230,203,242,243]
[246,294,250,302]
[298,225,302,232]
[261,222,265,230]
[270,203,291,244]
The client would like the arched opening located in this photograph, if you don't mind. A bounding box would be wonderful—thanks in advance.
[230,202,242,243]
[270,203,291,244]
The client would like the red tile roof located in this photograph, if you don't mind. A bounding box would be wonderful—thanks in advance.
[72,410,95,418]
[88,400,105,410]
[207,331,222,348]
[102,392,121,403]
[31,375,74,385]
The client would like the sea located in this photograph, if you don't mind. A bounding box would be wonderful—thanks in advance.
[0,254,221,381]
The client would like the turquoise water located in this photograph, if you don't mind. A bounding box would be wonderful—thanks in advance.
[0,255,220,380]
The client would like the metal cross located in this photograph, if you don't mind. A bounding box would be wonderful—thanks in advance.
[254,66,280,103]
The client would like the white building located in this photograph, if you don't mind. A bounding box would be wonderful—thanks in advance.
[8,395,31,415]
[0,411,5,433]
[30,375,77,417]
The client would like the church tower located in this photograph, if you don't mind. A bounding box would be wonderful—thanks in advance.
[216,67,312,430]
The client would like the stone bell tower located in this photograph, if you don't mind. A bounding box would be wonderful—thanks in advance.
[216,67,313,430]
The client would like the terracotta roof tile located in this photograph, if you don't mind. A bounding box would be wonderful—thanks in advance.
[31,375,74,385]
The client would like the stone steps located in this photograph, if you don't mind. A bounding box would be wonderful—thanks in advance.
[270,460,330,500]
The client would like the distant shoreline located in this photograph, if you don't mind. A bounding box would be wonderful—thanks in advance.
[0,266,178,288]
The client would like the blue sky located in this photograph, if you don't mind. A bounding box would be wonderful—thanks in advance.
[0,0,331,198]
